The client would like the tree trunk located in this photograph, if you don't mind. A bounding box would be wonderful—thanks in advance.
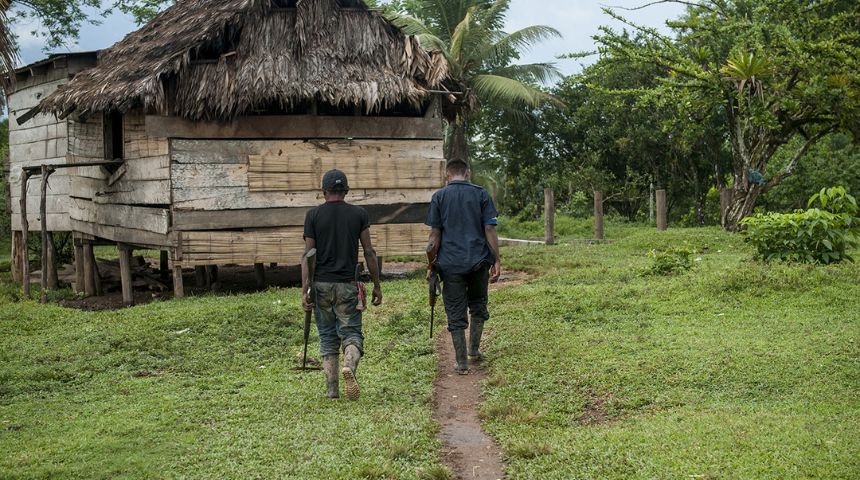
[594,191,604,241]
[723,184,764,231]
[445,119,470,162]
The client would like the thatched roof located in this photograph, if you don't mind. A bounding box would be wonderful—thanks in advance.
[39,0,448,121]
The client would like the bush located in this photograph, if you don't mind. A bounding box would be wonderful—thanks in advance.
[644,244,699,276]
[740,186,859,264]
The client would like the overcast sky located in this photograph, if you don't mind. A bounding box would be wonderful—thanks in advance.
[13,0,686,78]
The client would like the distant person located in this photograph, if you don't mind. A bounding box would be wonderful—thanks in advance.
[302,169,382,400]
[426,158,501,374]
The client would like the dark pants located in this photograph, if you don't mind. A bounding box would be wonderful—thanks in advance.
[442,266,490,332]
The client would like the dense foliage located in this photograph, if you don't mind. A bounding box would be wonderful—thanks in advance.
[741,186,859,264]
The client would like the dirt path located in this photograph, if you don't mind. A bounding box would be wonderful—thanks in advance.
[431,273,530,480]
[432,326,505,480]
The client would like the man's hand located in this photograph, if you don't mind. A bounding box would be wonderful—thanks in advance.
[372,285,383,306]
[302,290,314,311]
[489,258,501,283]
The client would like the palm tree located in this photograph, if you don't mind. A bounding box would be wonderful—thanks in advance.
[385,0,563,160]
[1,0,18,89]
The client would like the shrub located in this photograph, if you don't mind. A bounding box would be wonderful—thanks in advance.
[644,244,699,276]
[740,186,859,264]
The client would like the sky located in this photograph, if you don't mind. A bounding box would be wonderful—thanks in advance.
[13,0,687,78]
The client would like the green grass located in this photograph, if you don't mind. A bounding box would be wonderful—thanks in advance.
[1,281,442,478]
[483,226,860,479]
[1,223,858,478]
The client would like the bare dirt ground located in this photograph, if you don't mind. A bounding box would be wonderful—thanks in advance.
[432,272,531,480]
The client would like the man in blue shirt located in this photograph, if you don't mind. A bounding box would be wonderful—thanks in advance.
[426,158,501,374]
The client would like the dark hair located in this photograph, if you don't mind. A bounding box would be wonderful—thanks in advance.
[446,158,469,176]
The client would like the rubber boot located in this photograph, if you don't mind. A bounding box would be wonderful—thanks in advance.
[342,345,361,401]
[468,321,484,363]
[323,354,339,399]
[451,330,469,375]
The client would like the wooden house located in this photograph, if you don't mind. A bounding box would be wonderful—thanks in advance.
[11,0,449,302]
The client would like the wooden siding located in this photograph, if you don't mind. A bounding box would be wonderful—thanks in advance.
[68,110,170,207]
[176,223,428,267]
[8,76,71,231]
[171,139,444,211]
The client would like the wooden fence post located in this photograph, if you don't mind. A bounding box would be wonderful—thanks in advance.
[656,189,668,231]
[544,188,555,245]
[159,250,169,281]
[594,191,604,241]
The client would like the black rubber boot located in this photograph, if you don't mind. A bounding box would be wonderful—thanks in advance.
[468,321,484,362]
[451,330,469,375]
[323,354,339,399]
[342,345,361,401]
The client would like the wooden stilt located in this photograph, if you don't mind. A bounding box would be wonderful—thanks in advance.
[40,165,51,304]
[11,230,24,283]
[255,263,266,288]
[83,242,96,296]
[19,169,31,299]
[46,232,58,290]
[93,255,103,296]
[159,250,169,281]
[206,265,219,284]
[194,266,207,287]
[73,237,84,294]
[172,251,184,299]
[118,243,134,306]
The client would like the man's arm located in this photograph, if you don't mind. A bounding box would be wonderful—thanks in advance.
[359,229,383,306]
[484,224,501,283]
[301,237,316,310]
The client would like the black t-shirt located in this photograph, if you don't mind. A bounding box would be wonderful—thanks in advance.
[303,201,370,282]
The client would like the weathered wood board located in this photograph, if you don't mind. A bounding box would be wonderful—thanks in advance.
[69,198,170,235]
[177,223,428,267]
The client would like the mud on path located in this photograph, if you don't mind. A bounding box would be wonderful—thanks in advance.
[432,274,529,480]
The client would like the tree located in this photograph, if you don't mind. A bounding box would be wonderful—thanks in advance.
[7,0,170,52]
[382,0,563,160]
[594,0,860,230]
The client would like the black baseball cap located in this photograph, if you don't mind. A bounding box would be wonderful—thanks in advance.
[322,169,349,191]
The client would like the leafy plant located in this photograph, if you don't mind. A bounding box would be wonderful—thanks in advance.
[741,187,859,264]
[644,244,699,276]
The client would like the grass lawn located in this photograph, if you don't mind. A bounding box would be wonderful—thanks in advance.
[1,223,858,479]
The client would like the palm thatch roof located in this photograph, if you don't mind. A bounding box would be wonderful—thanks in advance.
[39,0,448,121]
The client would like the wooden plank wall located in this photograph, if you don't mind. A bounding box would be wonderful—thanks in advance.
[8,79,71,231]
[177,223,428,267]
[171,139,444,211]
[68,109,171,245]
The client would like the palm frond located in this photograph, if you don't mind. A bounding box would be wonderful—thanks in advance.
[472,74,563,109]
[449,7,474,63]
[492,25,562,55]
[488,62,562,86]
[0,0,18,84]
[384,11,434,36]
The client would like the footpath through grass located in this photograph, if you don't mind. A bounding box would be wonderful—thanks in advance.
[2,224,859,479]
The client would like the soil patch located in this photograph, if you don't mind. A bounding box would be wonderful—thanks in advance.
[431,272,532,480]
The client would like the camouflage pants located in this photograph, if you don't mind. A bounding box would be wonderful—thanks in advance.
[314,281,363,356]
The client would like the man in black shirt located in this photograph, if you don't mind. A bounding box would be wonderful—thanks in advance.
[302,169,382,400]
